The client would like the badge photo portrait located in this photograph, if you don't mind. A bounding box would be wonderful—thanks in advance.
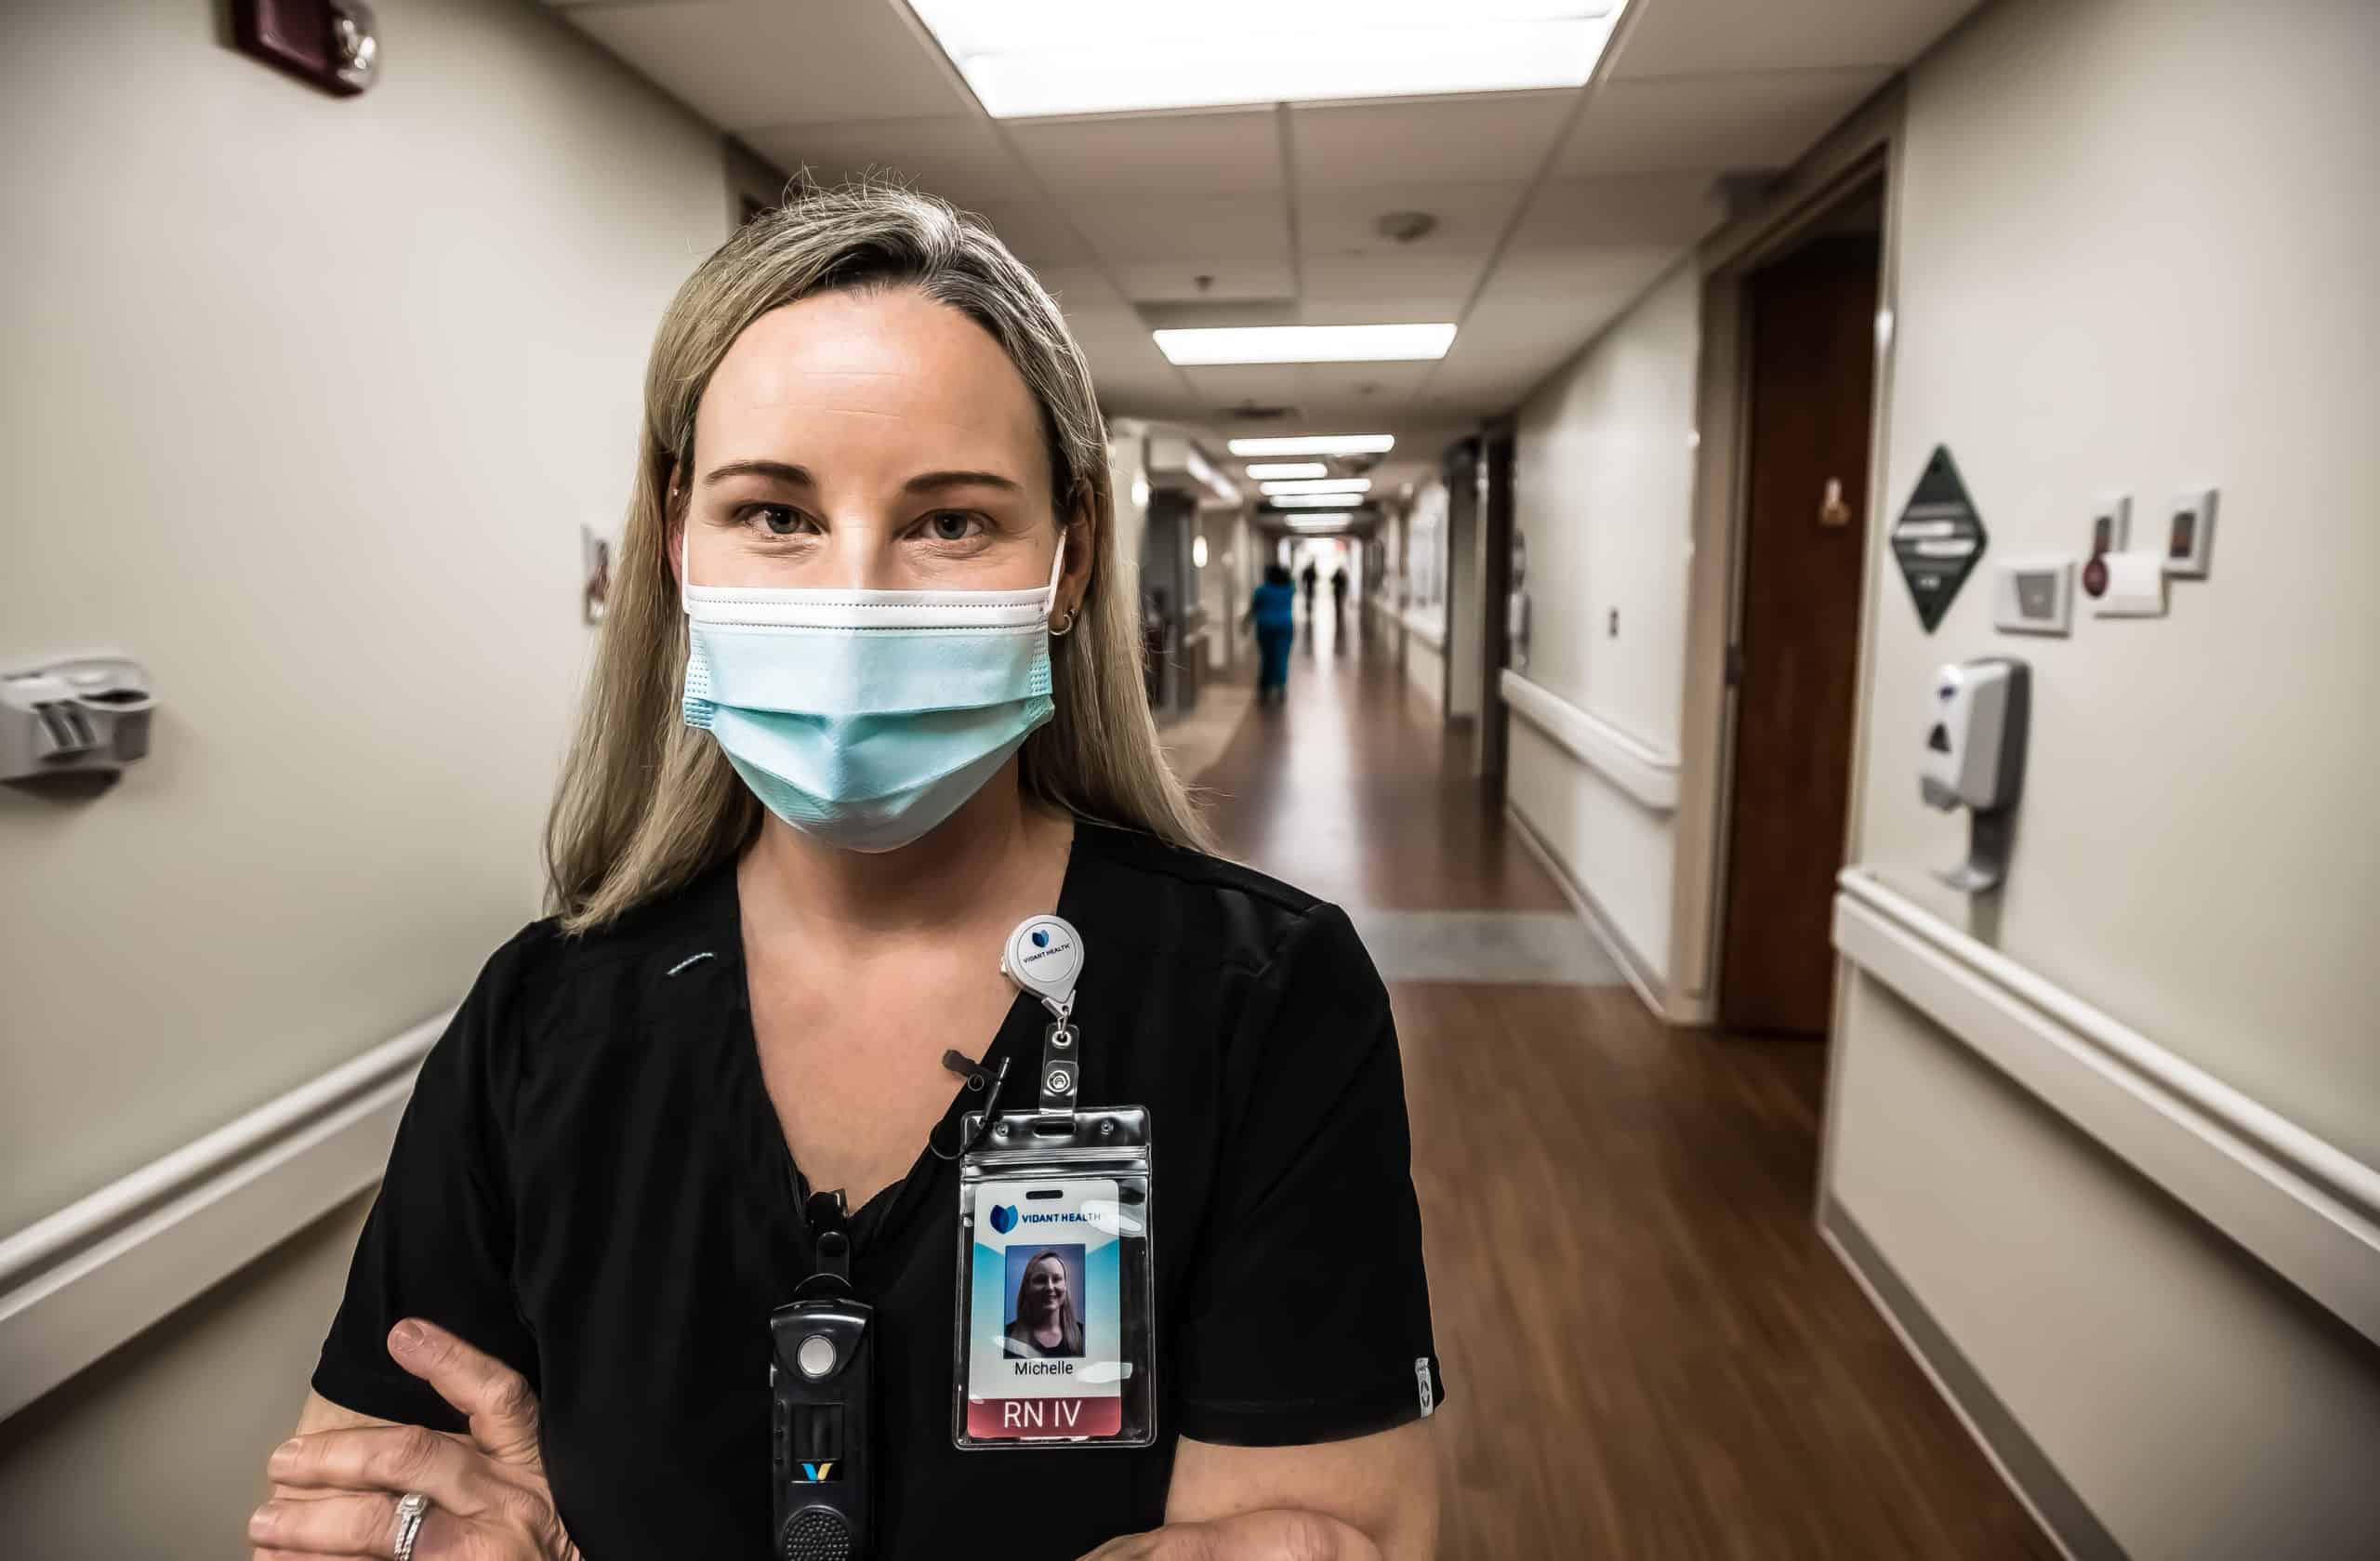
[1001,1244,1087,1360]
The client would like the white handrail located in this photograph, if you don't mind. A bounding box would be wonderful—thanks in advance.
[1837,868,2380,1232]
[0,1014,446,1291]
[1499,668,1680,812]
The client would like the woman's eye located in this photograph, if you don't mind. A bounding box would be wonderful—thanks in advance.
[747,505,808,537]
[923,511,985,543]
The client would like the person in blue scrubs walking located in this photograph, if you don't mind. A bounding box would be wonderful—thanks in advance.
[1247,563,1298,703]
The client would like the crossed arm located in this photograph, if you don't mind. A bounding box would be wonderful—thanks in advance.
[252,1321,1438,1561]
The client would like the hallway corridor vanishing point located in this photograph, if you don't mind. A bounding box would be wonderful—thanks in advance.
[1187,614,2054,1560]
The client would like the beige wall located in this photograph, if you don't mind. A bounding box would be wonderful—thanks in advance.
[0,1198,374,1560]
[1849,0,2380,1163]
[1504,260,1699,978]
[0,0,729,1236]
[0,0,735,1543]
[1828,0,2380,1552]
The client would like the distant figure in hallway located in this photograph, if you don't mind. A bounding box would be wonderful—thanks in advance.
[1330,566,1349,623]
[1248,563,1298,704]
[1299,559,1318,623]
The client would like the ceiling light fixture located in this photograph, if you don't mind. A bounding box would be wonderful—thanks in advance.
[909,1,1624,119]
[1227,434,1396,457]
[1286,516,1355,532]
[1267,494,1364,509]
[1262,478,1372,496]
[1245,462,1329,480]
[1154,324,1455,365]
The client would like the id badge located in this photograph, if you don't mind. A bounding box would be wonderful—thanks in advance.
[953,1106,1156,1449]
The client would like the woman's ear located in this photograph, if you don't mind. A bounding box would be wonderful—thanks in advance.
[1057,486,1099,620]
[661,461,685,589]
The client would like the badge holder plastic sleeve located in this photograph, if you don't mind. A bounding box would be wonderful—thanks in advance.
[951,1106,1157,1450]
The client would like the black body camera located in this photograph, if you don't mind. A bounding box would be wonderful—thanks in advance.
[770,1200,874,1560]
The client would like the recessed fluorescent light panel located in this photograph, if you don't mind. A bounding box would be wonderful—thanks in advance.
[1287,516,1354,531]
[1245,463,1329,481]
[1269,494,1365,509]
[1262,479,1372,496]
[1227,434,1396,457]
[1155,324,1454,366]
[909,1,1624,119]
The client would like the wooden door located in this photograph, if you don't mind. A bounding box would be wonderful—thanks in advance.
[1718,233,1880,1035]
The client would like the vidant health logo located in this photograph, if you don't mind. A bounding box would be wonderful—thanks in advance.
[989,1203,1018,1235]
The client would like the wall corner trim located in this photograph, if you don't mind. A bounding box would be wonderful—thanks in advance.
[1501,669,1680,813]
[1832,869,2380,1346]
[0,1014,448,1422]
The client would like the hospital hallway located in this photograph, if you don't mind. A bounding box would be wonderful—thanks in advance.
[7,0,2378,1556]
[1180,612,2053,1559]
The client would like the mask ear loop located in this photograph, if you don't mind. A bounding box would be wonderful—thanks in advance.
[1046,526,1077,638]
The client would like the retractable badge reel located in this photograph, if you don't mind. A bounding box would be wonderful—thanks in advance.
[951,916,1157,1449]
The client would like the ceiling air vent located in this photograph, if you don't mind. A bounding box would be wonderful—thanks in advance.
[1219,402,1302,422]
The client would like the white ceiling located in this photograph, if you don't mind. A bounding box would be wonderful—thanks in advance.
[543,0,1977,492]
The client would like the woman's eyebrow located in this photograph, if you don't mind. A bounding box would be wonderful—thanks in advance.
[904,470,1025,496]
[703,458,812,487]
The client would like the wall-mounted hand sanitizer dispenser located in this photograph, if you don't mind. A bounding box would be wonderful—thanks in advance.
[3,655,155,787]
[1920,658,2029,892]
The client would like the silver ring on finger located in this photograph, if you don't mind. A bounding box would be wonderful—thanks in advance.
[392,1490,431,1561]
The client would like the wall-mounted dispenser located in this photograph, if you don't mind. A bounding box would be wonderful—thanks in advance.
[1920,658,2030,892]
[3,655,155,787]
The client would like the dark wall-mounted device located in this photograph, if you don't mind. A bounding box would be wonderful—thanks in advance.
[231,0,380,97]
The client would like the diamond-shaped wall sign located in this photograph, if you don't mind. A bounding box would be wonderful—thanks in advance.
[1891,446,1988,633]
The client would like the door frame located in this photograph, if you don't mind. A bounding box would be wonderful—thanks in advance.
[1665,85,1909,1031]
[1474,416,1517,795]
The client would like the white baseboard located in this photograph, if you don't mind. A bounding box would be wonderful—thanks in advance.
[1505,800,1671,1022]
[1832,869,2380,1347]
[0,1014,446,1421]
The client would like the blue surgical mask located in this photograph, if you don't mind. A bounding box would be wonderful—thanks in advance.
[680,536,1066,853]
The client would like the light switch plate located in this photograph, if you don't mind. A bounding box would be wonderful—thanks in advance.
[2090,493,2132,557]
[2164,487,2217,578]
[1993,556,2074,635]
[2091,550,2167,617]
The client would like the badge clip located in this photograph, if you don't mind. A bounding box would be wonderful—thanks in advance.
[1001,916,1084,1115]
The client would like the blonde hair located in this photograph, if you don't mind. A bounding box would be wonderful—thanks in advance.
[544,183,1211,933]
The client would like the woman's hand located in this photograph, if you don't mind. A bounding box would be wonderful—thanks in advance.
[250,1319,579,1561]
[1078,1510,1384,1561]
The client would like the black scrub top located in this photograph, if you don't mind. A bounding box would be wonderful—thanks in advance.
[313,822,1445,1559]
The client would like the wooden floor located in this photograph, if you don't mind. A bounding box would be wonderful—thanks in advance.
[1194,612,2056,1560]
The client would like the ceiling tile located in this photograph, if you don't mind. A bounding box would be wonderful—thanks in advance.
[1557,70,1891,177]
[564,0,969,129]
[1300,251,1488,311]
[1297,295,1476,327]
[1031,266,1127,311]
[744,116,1037,205]
[1289,92,1577,187]
[1295,182,1529,258]
[1181,366,1305,407]
[1612,0,1980,77]
[970,198,1095,269]
[1065,192,1289,264]
[1006,110,1284,194]
[1475,247,1680,312]
[1509,175,1726,250]
[1112,261,1296,304]
[1294,362,1435,406]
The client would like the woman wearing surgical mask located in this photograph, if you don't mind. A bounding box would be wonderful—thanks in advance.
[252,186,1441,1561]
